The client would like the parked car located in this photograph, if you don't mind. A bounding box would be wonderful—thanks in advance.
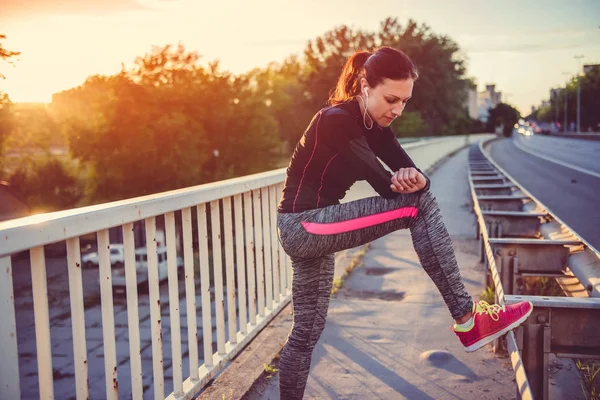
[81,244,125,269]
[111,245,184,292]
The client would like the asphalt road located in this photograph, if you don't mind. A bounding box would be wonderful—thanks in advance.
[488,134,600,250]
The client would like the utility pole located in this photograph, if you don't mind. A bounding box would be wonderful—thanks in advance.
[554,90,558,123]
[562,72,570,132]
[574,55,585,133]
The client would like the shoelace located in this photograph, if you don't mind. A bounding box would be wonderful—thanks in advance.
[475,300,505,321]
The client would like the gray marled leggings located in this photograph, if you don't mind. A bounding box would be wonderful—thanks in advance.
[276,189,473,399]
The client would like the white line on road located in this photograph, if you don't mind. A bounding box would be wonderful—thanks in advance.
[513,137,600,179]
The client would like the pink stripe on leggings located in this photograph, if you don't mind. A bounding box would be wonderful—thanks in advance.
[301,206,419,235]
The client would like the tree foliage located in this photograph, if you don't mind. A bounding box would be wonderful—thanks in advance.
[300,18,469,137]
[0,34,20,170]
[487,103,520,137]
[8,157,82,212]
[537,66,600,131]
[52,45,280,202]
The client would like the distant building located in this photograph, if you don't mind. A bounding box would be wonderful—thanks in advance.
[465,87,479,120]
[583,64,599,74]
[550,88,562,100]
[464,83,503,122]
[477,84,502,123]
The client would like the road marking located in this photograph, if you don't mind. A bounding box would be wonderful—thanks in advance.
[513,137,600,179]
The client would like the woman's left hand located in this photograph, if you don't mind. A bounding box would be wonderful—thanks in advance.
[390,167,427,194]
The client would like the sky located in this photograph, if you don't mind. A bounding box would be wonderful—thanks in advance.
[1,0,599,115]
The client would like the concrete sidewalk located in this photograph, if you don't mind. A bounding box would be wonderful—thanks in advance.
[254,147,517,400]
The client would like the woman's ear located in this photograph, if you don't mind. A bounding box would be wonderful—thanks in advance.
[360,78,369,96]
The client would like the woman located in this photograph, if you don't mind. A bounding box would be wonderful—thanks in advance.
[276,46,532,399]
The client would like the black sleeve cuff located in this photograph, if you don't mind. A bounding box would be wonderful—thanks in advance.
[416,168,431,193]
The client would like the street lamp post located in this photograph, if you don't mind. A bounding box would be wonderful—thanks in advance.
[561,72,570,132]
[574,55,585,133]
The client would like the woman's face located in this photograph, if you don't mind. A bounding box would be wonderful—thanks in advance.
[360,77,414,128]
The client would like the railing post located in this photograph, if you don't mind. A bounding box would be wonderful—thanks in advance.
[253,189,265,317]
[223,197,238,345]
[234,194,248,335]
[66,238,89,399]
[122,223,144,398]
[210,200,226,356]
[145,217,165,399]
[243,192,257,326]
[30,246,54,399]
[0,256,20,398]
[261,187,273,311]
[98,230,119,400]
[182,207,200,381]
[166,211,183,396]
[197,204,214,369]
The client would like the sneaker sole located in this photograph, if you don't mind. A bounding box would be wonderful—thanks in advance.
[463,302,534,353]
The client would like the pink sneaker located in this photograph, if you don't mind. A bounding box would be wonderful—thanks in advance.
[451,300,533,352]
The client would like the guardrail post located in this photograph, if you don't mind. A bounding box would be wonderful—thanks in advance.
[500,250,513,295]
[542,325,551,400]
[514,326,525,400]
[479,234,485,263]
[521,314,546,399]
[512,255,519,296]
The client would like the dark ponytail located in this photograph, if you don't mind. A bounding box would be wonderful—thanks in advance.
[328,51,372,105]
[328,47,419,105]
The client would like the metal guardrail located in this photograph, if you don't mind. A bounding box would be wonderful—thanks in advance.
[468,137,600,400]
[0,134,485,399]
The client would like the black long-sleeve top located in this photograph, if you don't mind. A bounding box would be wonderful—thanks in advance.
[278,99,430,213]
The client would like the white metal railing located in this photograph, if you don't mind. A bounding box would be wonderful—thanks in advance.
[0,134,486,399]
[0,169,290,400]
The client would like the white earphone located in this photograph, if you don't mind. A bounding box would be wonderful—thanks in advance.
[360,86,373,130]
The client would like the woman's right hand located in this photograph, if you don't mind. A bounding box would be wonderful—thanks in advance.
[390,167,427,193]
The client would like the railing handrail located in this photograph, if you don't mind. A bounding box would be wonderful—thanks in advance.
[0,168,287,257]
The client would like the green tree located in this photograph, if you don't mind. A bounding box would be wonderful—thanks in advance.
[487,103,520,137]
[302,25,376,111]
[8,157,82,213]
[390,111,428,137]
[377,18,468,135]
[579,66,600,131]
[0,34,20,80]
[52,44,282,203]
[299,18,470,136]
[0,93,13,175]
[52,70,211,202]
[536,67,600,132]
[0,34,20,172]
[5,103,63,153]
[245,56,315,147]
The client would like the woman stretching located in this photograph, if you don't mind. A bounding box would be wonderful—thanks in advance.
[276,46,532,399]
